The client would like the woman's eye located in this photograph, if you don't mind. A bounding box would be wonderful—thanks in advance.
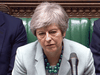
[50,31,56,34]
[39,33,45,35]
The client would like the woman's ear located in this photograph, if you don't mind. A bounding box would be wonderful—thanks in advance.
[63,31,66,38]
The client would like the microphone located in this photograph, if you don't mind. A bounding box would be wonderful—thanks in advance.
[69,53,78,75]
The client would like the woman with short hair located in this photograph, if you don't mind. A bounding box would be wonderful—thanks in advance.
[12,2,95,75]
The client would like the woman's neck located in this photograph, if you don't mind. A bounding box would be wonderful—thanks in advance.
[45,50,62,66]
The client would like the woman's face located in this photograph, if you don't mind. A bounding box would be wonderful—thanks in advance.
[36,24,66,54]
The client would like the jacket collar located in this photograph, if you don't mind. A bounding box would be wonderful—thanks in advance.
[0,11,5,26]
[35,42,46,75]
[35,39,71,75]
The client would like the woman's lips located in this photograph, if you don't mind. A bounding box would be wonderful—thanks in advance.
[46,44,55,47]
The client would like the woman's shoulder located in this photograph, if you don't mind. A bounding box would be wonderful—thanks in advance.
[63,38,90,53]
[63,39,92,61]
[17,40,39,54]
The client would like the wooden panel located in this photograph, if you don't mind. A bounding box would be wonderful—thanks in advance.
[0,0,100,1]
[0,0,100,18]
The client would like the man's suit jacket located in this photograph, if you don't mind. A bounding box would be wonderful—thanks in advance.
[0,11,27,75]
[12,39,95,75]
[90,19,100,75]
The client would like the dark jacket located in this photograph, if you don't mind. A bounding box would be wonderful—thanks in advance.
[0,11,27,75]
[90,19,100,75]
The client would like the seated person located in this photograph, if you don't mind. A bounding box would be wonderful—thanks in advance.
[0,11,27,75]
[90,19,100,75]
[12,2,95,75]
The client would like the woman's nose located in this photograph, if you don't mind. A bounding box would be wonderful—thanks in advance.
[45,32,51,42]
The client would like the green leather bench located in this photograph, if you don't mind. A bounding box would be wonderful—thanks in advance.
[20,18,99,48]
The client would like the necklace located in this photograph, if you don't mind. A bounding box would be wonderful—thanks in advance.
[43,48,63,74]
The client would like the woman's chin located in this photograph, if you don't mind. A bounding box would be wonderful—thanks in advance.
[46,48,57,53]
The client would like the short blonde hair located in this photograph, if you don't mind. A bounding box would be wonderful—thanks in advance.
[30,2,69,36]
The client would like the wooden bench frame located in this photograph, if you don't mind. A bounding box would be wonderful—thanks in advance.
[0,0,100,18]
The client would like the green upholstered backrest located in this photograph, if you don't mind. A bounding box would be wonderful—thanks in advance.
[65,18,90,47]
[20,18,97,48]
[20,18,28,33]
[20,18,37,43]
[27,18,37,43]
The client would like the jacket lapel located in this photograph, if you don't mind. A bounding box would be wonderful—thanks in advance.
[0,12,6,53]
[35,42,46,75]
[58,39,71,75]
[0,11,5,26]
[58,57,71,75]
